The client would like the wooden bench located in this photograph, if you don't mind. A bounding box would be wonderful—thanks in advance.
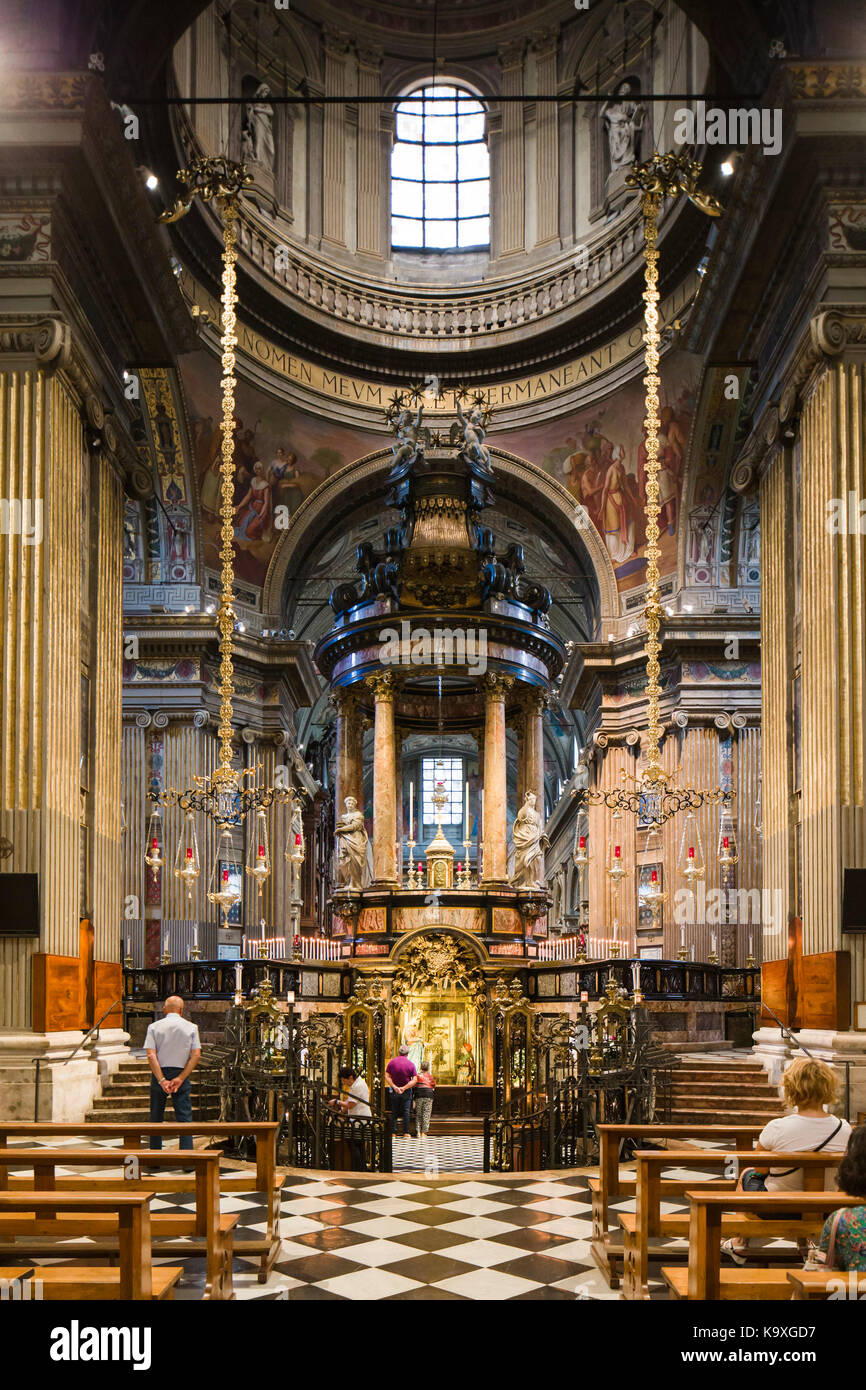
[788,1268,866,1299]
[0,1192,181,1300]
[622,1149,842,1300]
[0,1148,235,1300]
[0,1121,282,1282]
[662,1191,863,1300]
[592,1124,764,1287]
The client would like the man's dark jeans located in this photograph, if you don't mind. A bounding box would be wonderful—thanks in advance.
[150,1067,193,1149]
[389,1088,412,1135]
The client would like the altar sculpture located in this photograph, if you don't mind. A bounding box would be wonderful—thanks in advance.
[510,791,548,888]
[335,795,370,888]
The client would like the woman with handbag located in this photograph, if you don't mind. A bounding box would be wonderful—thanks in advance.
[808,1125,866,1273]
[721,1057,852,1264]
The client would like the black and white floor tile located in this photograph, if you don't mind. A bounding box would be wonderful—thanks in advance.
[5,1138,776,1301]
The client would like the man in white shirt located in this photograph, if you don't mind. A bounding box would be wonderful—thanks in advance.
[144,996,202,1150]
[330,1065,371,1171]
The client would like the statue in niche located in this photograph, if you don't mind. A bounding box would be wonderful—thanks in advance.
[241,82,275,173]
[601,78,645,171]
[335,795,370,889]
[401,1016,427,1069]
[510,791,549,888]
[452,399,493,475]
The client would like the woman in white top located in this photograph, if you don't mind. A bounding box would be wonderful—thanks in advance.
[722,1057,852,1263]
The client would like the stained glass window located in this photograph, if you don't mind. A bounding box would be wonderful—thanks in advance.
[392,85,489,251]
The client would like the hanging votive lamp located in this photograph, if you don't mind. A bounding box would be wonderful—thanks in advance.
[208,827,241,924]
[717,806,739,870]
[677,810,705,886]
[606,809,627,890]
[642,827,667,924]
[173,812,201,905]
[246,808,271,901]
[145,806,164,881]
[573,808,590,869]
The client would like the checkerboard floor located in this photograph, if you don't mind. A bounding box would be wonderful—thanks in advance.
[391,1134,485,1174]
[6,1140,795,1301]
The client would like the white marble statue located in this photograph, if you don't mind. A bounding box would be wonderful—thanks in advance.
[401,1017,427,1070]
[601,80,645,170]
[335,795,369,889]
[510,790,549,888]
[242,82,275,172]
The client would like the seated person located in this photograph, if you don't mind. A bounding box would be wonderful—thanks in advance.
[813,1124,866,1271]
[722,1057,851,1264]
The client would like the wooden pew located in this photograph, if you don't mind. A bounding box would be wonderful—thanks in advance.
[592,1123,764,1287]
[662,1191,863,1300]
[622,1149,842,1300]
[0,1121,281,1282]
[0,1149,235,1300]
[0,1193,181,1300]
[788,1268,866,1299]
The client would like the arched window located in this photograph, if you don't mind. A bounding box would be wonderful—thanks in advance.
[391,84,489,251]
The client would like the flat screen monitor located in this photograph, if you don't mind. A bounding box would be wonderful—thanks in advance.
[842,868,866,932]
[0,874,39,936]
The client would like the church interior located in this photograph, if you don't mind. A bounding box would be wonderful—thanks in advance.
[1,0,866,1323]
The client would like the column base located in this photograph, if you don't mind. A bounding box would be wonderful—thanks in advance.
[0,1028,131,1122]
[370,879,399,891]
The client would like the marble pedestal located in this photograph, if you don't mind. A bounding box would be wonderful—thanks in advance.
[0,1027,130,1122]
[753,1026,866,1119]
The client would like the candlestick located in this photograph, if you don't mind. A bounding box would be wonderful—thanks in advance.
[464,781,469,842]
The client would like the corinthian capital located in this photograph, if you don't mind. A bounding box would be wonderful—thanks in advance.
[483,672,514,700]
[366,670,398,702]
[498,39,526,70]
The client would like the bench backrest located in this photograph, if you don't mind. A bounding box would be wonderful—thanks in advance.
[0,1123,278,1192]
[0,1191,155,1298]
[685,1191,863,1299]
[596,1124,765,1218]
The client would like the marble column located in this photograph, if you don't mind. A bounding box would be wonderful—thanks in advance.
[524,688,547,813]
[356,46,384,258]
[482,674,513,884]
[367,672,399,887]
[532,27,560,249]
[322,27,350,249]
[331,687,361,816]
[497,40,526,259]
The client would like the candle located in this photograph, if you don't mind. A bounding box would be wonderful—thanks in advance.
[222,868,229,883]
[457,861,462,872]
[286,990,295,1006]
[614,845,621,858]
[632,961,640,991]
[651,868,658,883]
[295,833,302,846]
[711,932,717,953]
[193,923,198,948]
[464,781,469,841]
[409,782,414,840]
[257,843,265,857]
[612,921,618,940]
[680,924,686,947]
[579,835,586,849]
[126,935,131,956]
[690,943,695,961]
[234,962,242,992]
[186,846,193,859]
[749,934,754,955]
[688,846,695,859]
[722,836,729,849]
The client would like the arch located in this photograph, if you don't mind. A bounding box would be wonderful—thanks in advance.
[261,444,620,630]
[389,923,488,967]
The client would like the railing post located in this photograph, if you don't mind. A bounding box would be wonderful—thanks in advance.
[483,1114,490,1173]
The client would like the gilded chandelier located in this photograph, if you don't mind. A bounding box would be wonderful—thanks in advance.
[576,151,730,852]
[144,158,305,927]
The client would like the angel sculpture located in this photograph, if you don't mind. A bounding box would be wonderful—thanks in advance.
[451,399,493,474]
[387,403,428,483]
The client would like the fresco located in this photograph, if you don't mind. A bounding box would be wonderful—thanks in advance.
[179,351,384,590]
[498,350,700,592]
